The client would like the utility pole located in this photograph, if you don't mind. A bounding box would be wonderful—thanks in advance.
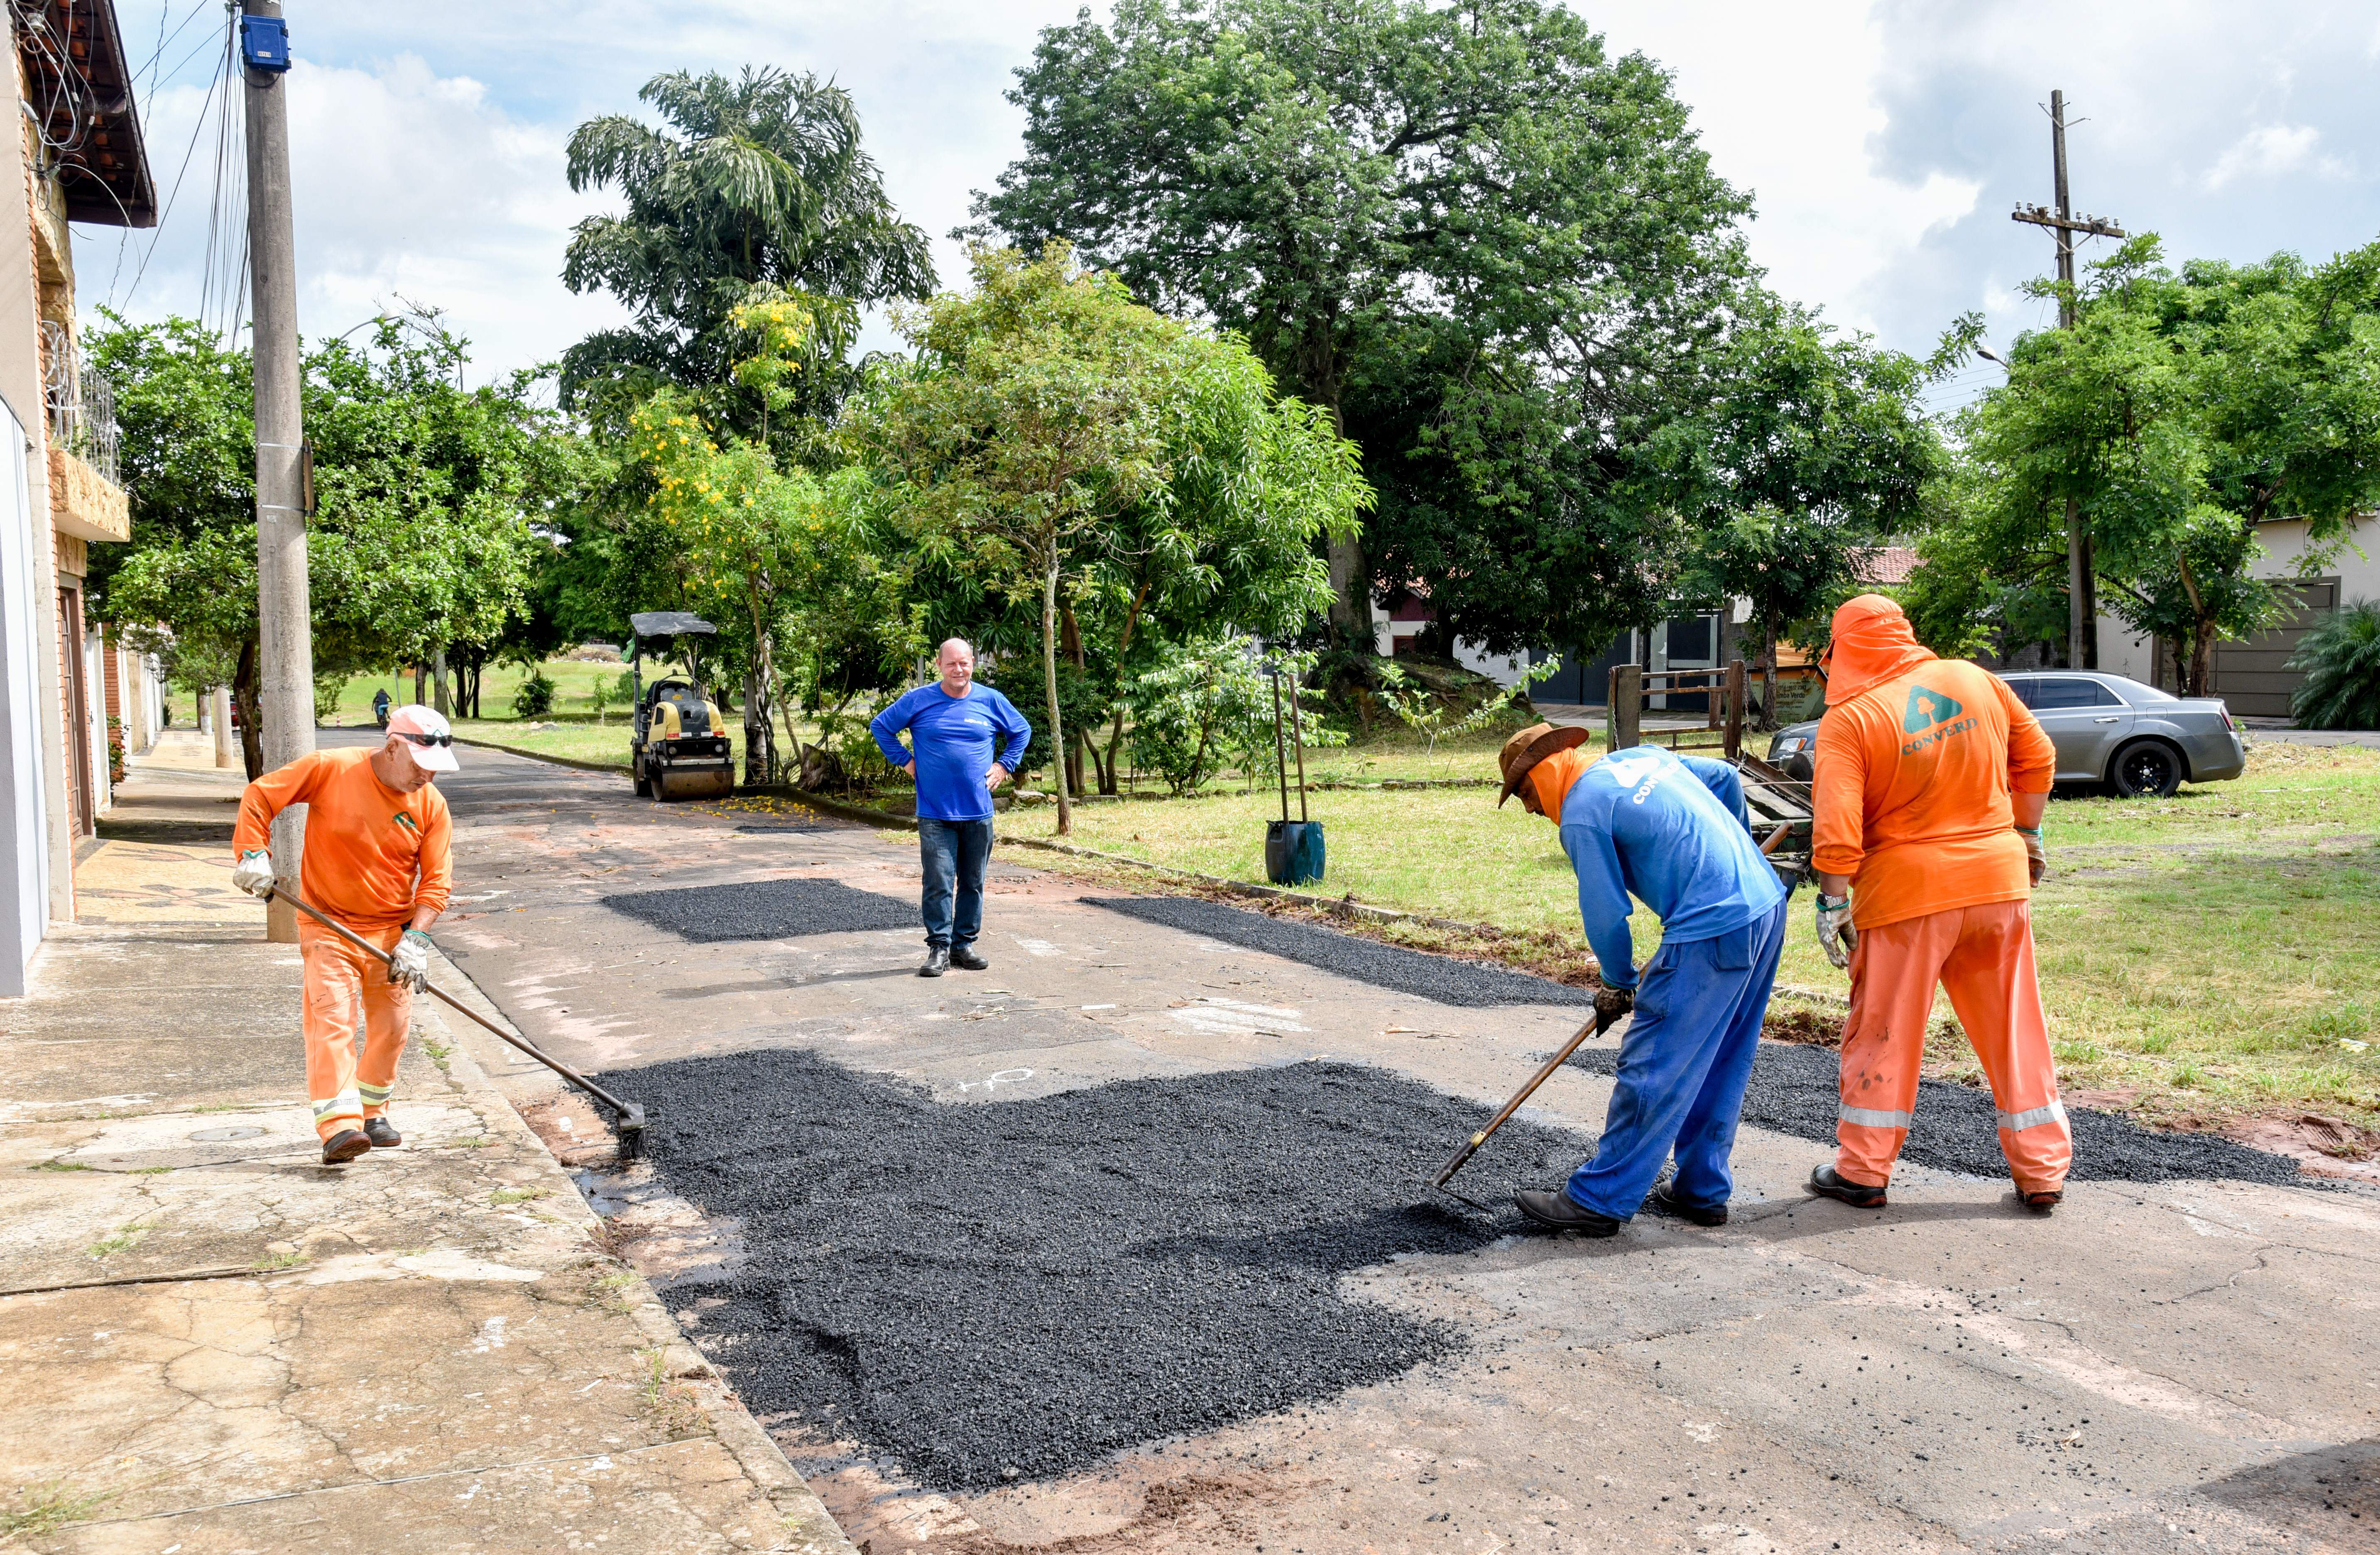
[242,1,312,941]
[2012,89,2125,670]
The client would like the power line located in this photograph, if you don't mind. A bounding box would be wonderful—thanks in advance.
[112,4,242,318]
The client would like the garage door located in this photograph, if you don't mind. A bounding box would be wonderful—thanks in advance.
[2212,577,2338,718]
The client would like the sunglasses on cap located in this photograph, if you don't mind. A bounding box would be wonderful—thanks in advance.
[396,731,454,749]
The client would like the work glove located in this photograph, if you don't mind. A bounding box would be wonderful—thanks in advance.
[1593,984,1636,1037]
[1815,892,1856,970]
[232,848,275,898]
[2018,825,2046,888]
[387,929,433,993]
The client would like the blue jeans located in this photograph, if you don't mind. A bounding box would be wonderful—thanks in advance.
[918,817,994,949]
[1565,896,1788,1218]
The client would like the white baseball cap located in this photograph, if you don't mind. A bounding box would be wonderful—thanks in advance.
[385,704,459,772]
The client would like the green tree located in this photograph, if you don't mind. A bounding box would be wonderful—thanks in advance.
[302,313,556,716]
[88,312,556,770]
[562,67,933,442]
[843,244,1365,832]
[977,0,1748,650]
[1946,237,2380,692]
[1663,309,1942,724]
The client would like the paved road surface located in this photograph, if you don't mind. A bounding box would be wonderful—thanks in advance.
[419,738,2380,1554]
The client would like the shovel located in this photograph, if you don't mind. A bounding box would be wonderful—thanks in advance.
[265,883,649,1160]
[1431,1012,1604,1210]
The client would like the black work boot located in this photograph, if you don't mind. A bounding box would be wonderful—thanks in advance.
[364,1116,402,1149]
[321,1128,370,1165]
[949,944,989,971]
[2016,1184,2063,1214]
[919,944,950,978]
[1807,1164,1888,1208]
[1649,1179,1728,1227]
[1514,1189,1622,1237]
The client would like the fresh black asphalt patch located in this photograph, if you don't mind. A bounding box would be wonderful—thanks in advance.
[605,1050,1590,1492]
[602,877,916,941]
[1568,1041,2306,1186]
[1083,895,1595,1008]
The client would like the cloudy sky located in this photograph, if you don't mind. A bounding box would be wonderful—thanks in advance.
[82,1,2380,414]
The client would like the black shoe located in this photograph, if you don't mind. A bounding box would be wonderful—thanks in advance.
[1807,1164,1888,1208]
[363,1116,402,1149]
[1649,1179,1728,1227]
[919,945,950,978]
[2016,1185,2062,1214]
[1514,1189,1622,1237]
[321,1128,370,1165]
[949,945,989,971]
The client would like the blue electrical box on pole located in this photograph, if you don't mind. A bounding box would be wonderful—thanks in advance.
[240,15,291,73]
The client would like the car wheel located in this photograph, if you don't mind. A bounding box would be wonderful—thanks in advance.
[2111,739,2183,799]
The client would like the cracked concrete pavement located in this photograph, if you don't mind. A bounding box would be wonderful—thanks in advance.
[0,731,854,1553]
[420,739,2380,1554]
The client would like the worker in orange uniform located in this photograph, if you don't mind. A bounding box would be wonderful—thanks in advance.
[232,707,456,1165]
[1806,595,2066,1213]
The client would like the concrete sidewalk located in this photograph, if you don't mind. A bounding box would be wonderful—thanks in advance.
[0,731,853,1553]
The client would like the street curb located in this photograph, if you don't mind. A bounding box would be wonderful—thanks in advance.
[451,734,629,774]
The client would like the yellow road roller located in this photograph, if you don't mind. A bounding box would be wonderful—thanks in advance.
[628,611,736,801]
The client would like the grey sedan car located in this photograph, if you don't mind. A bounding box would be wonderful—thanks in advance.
[1764,670,2245,797]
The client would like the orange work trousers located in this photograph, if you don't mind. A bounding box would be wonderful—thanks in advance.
[1835,898,2070,1195]
[299,919,414,1142]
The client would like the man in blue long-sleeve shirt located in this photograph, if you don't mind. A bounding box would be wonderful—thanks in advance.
[1495,723,1788,1235]
[870,640,1032,976]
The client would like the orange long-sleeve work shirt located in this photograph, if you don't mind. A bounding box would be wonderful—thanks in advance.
[233,747,453,932]
[1810,658,2055,931]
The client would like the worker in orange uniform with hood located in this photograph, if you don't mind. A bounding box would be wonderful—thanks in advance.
[1806,596,2065,1212]
[231,707,456,1165]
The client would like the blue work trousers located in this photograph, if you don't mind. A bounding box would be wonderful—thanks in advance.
[918,817,994,949]
[1565,897,1788,1218]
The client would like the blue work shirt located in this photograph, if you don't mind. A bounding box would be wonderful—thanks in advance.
[870,683,1032,822]
[1557,747,1785,990]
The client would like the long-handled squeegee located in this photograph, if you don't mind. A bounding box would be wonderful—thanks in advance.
[268,884,649,1160]
[1431,1013,1602,1211]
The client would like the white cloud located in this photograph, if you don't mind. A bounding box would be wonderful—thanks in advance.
[75,0,2380,386]
[1584,1,1979,340]
[82,47,629,384]
[2201,123,2323,191]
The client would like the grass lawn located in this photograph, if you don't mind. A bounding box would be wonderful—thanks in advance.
[328,658,746,773]
[999,735,2380,1139]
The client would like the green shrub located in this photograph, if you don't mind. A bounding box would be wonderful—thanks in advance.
[511,668,556,718]
[2288,599,2380,730]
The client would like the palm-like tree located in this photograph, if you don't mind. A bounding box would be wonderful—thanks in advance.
[561,68,934,433]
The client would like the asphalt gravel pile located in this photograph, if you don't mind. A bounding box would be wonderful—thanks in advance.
[607,1049,1591,1491]
[1569,1040,2306,1185]
[1084,895,1594,1008]
[602,877,916,941]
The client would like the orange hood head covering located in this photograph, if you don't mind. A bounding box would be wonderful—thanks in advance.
[1824,594,1937,707]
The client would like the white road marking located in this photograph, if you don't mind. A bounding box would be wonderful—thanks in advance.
[1170,997,1309,1036]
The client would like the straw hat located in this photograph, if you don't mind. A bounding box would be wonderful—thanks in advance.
[1496,722,1590,807]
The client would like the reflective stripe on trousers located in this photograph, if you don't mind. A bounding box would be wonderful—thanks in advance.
[1999,1100,2067,1133]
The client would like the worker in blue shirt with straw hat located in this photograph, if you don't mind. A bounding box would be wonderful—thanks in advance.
[1495,723,1789,1235]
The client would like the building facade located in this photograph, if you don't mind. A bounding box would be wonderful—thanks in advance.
[0,0,156,993]
[2099,514,2380,718]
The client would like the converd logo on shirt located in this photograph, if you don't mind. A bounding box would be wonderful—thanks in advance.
[393,812,418,833]
[1901,685,1976,755]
